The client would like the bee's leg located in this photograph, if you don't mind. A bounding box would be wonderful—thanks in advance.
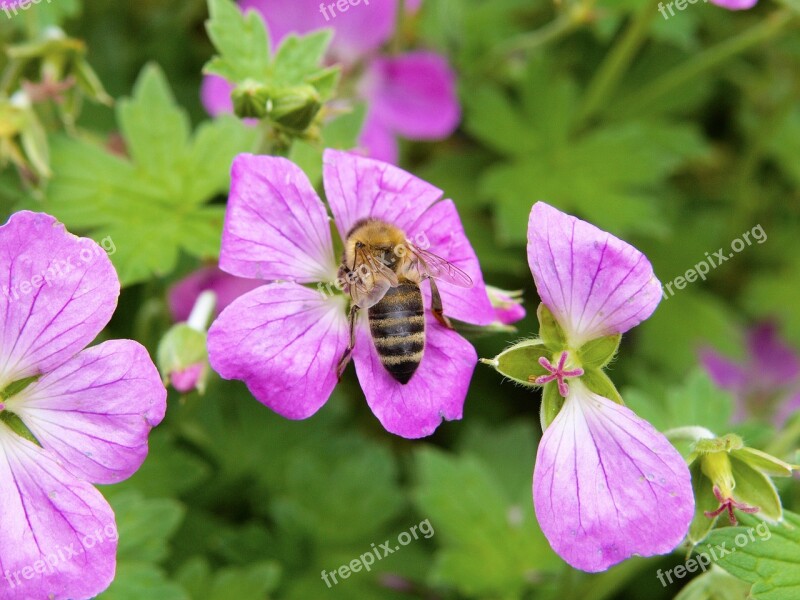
[429,279,454,329]
[336,305,359,379]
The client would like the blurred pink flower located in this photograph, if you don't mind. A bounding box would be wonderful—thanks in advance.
[200,0,460,163]
[700,323,800,426]
[709,0,759,9]
[168,265,263,322]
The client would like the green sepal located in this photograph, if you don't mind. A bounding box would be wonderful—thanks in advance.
[481,338,550,387]
[688,461,719,544]
[540,382,564,431]
[694,433,744,455]
[231,79,270,119]
[267,84,322,134]
[580,367,623,405]
[729,456,783,522]
[577,334,621,369]
[73,58,113,105]
[0,411,41,446]
[536,303,567,350]
[731,447,796,478]
[0,375,40,400]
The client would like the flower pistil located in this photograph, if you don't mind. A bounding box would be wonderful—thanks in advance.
[531,351,584,397]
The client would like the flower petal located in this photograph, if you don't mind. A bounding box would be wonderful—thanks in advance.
[200,74,234,116]
[361,52,460,139]
[240,0,396,61]
[0,212,118,386]
[533,382,694,572]
[0,432,117,600]
[323,149,443,240]
[207,282,349,419]
[747,322,800,389]
[698,347,748,392]
[10,340,166,485]
[352,312,475,438]
[410,200,495,325]
[527,202,662,347]
[709,0,758,9]
[358,111,399,164]
[220,154,337,283]
[168,265,263,322]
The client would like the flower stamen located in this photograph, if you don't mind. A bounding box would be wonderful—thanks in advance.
[704,485,759,525]
[531,351,584,397]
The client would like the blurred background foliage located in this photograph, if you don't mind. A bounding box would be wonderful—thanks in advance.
[1,0,800,598]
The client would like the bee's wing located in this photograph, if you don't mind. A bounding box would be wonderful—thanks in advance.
[405,242,473,288]
[351,277,391,309]
[348,248,398,309]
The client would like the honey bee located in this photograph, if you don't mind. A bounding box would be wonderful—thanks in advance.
[336,218,473,384]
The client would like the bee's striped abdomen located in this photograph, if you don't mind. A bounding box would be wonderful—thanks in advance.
[368,281,425,384]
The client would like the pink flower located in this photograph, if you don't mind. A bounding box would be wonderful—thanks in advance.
[0,212,165,599]
[200,0,460,163]
[700,322,800,426]
[168,265,262,322]
[527,202,693,572]
[207,150,494,438]
[709,0,759,9]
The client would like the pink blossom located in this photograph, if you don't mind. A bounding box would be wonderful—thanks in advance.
[207,150,494,438]
[0,212,165,599]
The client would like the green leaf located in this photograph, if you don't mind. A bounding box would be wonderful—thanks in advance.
[112,430,210,498]
[176,558,281,600]
[97,563,188,600]
[40,64,257,286]
[107,491,185,563]
[413,447,561,598]
[673,566,752,600]
[204,0,271,82]
[705,511,800,600]
[204,0,339,105]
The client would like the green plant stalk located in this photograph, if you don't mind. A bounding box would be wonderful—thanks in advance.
[575,0,660,128]
[612,8,796,118]
[483,1,594,72]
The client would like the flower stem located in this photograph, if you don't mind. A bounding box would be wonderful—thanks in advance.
[187,290,217,332]
[482,2,593,72]
[610,8,796,118]
[574,0,660,129]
